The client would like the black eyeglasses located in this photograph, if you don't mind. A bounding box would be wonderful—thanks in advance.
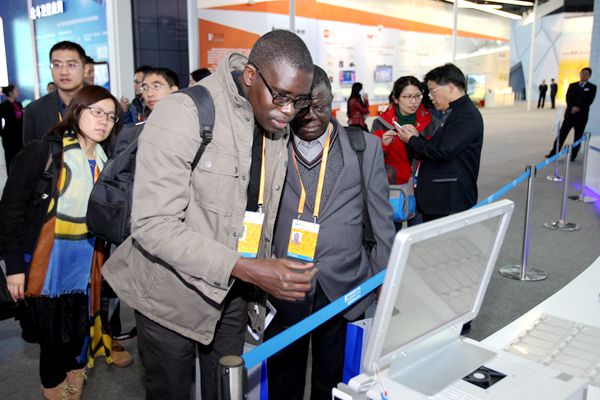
[250,63,312,109]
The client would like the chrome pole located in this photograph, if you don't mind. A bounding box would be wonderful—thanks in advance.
[544,146,579,231]
[547,123,563,182]
[218,356,246,400]
[500,165,547,281]
[570,133,597,203]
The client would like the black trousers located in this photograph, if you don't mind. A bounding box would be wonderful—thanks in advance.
[549,115,588,160]
[266,284,359,400]
[135,288,247,400]
[39,337,86,388]
[551,94,556,109]
[537,94,546,108]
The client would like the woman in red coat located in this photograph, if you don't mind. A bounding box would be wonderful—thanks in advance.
[371,76,436,185]
[347,82,370,130]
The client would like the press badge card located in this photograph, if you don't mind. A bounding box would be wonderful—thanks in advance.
[287,219,320,261]
[237,211,264,258]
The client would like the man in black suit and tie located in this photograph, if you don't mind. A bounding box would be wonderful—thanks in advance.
[22,41,87,145]
[395,63,483,222]
[538,80,548,108]
[550,78,558,109]
[546,67,596,161]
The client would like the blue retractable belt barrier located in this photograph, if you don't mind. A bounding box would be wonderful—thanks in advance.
[572,135,586,149]
[242,270,386,369]
[535,146,569,172]
[474,170,530,208]
[591,145,600,153]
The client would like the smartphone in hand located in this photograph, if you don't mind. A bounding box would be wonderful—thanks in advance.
[392,120,403,131]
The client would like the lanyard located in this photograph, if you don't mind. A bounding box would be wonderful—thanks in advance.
[292,123,333,222]
[256,130,267,213]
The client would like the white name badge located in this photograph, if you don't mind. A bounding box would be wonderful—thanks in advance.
[237,211,265,258]
[287,219,320,261]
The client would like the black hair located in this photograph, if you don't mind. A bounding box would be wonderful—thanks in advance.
[348,82,365,109]
[49,85,123,150]
[582,67,592,75]
[191,68,211,82]
[135,65,152,75]
[49,41,86,62]
[390,76,422,101]
[424,63,466,91]
[2,84,16,97]
[248,30,313,73]
[84,55,95,65]
[312,65,331,94]
[143,67,180,88]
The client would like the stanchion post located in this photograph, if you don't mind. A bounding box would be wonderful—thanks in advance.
[218,355,246,400]
[543,145,580,232]
[499,165,547,281]
[547,124,563,182]
[569,132,597,203]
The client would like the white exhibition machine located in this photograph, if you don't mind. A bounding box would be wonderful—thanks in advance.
[344,200,587,400]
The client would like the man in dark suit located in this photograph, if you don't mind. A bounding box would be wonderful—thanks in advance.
[550,78,558,109]
[396,63,483,222]
[22,41,86,145]
[265,66,395,400]
[538,80,548,108]
[546,67,596,161]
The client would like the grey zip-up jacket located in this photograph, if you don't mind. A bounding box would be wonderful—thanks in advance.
[102,53,289,344]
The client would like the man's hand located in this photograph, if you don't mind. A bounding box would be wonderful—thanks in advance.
[7,273,25,302]
[571,106,581,114]
[381,129,397,145]
[396,124,419,144]
[232,258,316,301]
[120,96,130,112]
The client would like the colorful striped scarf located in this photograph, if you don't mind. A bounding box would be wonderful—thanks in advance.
[25,133,114,366]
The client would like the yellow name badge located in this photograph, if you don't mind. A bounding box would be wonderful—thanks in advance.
[237,211,265,258]
[287,219,320,261]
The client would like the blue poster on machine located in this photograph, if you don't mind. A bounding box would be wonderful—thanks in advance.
[32,0,108,95]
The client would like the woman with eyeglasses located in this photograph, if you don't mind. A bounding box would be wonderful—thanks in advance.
[371,76,437,186]
[0,85,122,400]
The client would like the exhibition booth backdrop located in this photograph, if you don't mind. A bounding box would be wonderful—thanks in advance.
[197,0,512,112]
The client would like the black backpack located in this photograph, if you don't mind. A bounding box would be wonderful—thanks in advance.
[86,85,215,244]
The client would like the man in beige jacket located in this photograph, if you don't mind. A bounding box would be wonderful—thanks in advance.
[103,30,316,400]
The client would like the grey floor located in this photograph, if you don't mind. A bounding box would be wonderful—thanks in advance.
[1,102,599,399]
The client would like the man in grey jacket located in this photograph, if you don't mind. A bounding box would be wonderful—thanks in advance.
[265,66,396,400]
[103,30,316,400]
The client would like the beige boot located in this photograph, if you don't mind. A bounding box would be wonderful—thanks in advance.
[66,367,87,400]
[41,379,72,400]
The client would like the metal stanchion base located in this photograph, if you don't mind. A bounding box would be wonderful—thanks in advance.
[543,221,580,231]
[546,175,563,182]
[499,265,547,281]
[568,195,598,203]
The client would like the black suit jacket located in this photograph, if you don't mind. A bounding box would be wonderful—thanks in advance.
[0,100,23,141]
[550,83,558,96]
[565,81,597,119]
[22,90,61,145]
[407,95,483,215]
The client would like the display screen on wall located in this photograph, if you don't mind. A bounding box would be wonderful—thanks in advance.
[93,62,110,90]
[374,65,393,83]
[340,70,356,85]
[32,0,109,95]
[467,74,486,100]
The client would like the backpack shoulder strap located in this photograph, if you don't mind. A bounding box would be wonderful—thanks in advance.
[178,85,215,170]
[345,126,375,249]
